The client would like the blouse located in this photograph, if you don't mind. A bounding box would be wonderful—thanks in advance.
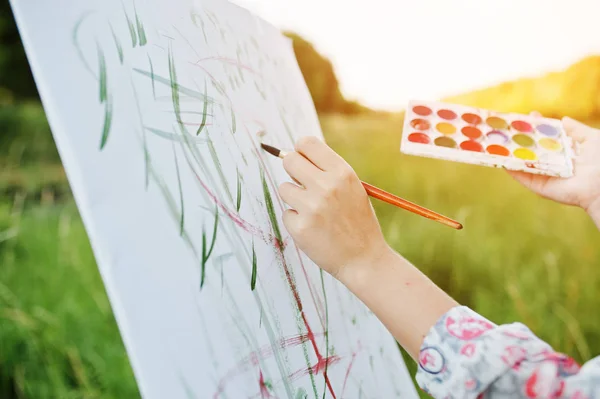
[416,306,600,398]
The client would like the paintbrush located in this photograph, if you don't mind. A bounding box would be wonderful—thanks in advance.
[260,143,463,230]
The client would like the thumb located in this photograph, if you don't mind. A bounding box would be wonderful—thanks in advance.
[506,169,535,187]
[562,116,594,143]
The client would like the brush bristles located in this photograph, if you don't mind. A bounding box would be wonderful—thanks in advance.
[260,143,281,158]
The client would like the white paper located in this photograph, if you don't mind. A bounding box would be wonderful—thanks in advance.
[10,0,418,397]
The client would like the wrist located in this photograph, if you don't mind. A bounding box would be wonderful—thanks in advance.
[337,243,401,291]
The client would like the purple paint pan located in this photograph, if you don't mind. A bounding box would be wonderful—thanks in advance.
[485,130,509,145]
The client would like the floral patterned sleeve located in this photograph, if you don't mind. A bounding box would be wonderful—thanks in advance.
[416,306,600,398]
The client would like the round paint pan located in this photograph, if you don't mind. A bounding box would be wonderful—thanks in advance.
[434,136,457,148]
[437,109,457,120]
[536,124,559,137]
[510,120,533,133]
[462,113,482,125]
[407,132,431,144]
[410,118,431,131]
[413,105,432,116]
[486,144,510,156]
[485,130,509,145]
[486,116,508,130]
[460,140,484,152]
[539,138,562,151]
[461,126,482,139]
[436,122,456,135]
[514,148,537,161]
[512,134,536,148]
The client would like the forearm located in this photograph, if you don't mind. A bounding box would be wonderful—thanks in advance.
[339,246,458,360]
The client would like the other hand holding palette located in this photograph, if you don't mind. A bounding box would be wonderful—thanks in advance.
[401,100,575,177]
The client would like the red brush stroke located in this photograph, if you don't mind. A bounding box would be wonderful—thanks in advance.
[259,370,275,398]
[212,333,324,398]
[276,251,337,398]
[250,138,327,328]
[184,75,335,396]
[288,355,341,382]
[189,166,268,240]
[340,352,358,398]
[245,126,335,396]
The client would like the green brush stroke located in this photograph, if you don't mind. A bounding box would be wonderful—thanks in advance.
[169,110,214,116]
[235,168,242,212]
[72,11,95,78]
[211,79,227,97]
[100,95,113,150]
[147,164,200,268]
[172,145,184,236]
[295,388,308,399]
[144,143,150,189]
[261,168,282,244]
[134,68,214,102]
[134,3,147,46]
[123,4,137,47]
[250,242,257,290]
[147,55,156,98]
[144,126,207,144]
[109,23,124,64]
[180,146,294,398]
[206,206,218,261]
[200,206,219,289]
[177,372,197,399]
[230,108,237,134]
[254,80,267,100]
[201,230,207,288]
[190,13,208,44]
[207,136,233,204]
[97,44,107,103]
[168,45,183,130]
[236,48,245,82]
[196,82,209,136]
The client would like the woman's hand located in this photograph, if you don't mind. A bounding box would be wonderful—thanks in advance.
[508,115,600,226]
[278,136,390,281]
[277,136,458,359]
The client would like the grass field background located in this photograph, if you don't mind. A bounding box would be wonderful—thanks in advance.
[1,108,599,397]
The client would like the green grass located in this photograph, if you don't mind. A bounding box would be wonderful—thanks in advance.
[0,202,138,398]
[1,113,599,398]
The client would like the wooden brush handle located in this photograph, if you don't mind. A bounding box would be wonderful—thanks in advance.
[361,182,463,230]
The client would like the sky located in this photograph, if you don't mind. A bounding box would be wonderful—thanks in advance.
[233,0,600,111]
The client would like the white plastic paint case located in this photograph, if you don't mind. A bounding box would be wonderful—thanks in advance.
[400,100,575,178]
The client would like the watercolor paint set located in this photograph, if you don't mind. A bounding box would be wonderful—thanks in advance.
[400,100,575,177]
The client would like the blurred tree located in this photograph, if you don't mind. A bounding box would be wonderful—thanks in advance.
[284,31,369,115]
[0,2,39,100]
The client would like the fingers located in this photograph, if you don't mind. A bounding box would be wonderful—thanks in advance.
[295,136,343,172]
[279,182,307,211]
[506,169,537,186]
[282,208,302,235]
[282,151,322,188]
[562,116,595,143]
